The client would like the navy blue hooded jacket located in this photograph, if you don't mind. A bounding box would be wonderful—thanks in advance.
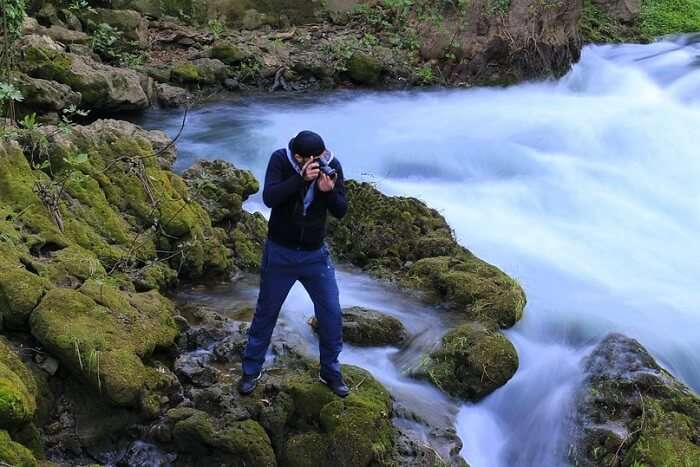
[263,147,347,250]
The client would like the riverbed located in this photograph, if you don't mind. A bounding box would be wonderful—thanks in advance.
[136,35,700,466]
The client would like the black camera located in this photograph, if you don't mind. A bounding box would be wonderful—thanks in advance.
[317,157,337,177]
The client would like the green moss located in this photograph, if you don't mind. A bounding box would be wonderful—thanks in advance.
[279,363,394,467]
[29,284,177,406]
[171,63,201,83]
[579,0,627,43]
[418,322,518,401]
[231,211,267,271]
[347,52,383,85]
[0,430,37,467]
[210,42,247,65]
[640,0,700,39]
[0,252,50,330]
[172,410,277,466]
[0,361,36,428]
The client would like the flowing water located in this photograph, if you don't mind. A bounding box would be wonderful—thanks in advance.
[136,35,700,466]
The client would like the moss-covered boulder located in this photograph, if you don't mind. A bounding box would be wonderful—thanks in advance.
[167,408,276,466]
[310,306,408,347]
[230,211,267,272]
[182,159,259,226]
[280,364,394,466]
[415,322,518,401]
[570,333,700,467]
[80,8,150,46]
[18,37,150,111]
[170,58,228,85]
[29,283,178,407]
[0,430,37,467]
[0,339,38,429]
[328,180,525,329]
[209,41,248,65]
[347,52,383,85]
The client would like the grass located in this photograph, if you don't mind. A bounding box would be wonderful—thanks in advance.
[640,0,700,39]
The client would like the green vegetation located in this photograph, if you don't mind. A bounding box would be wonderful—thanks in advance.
[580,0,700,43]
[640,0,700,38]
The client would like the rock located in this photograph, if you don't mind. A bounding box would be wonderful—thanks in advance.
[155,82,191,108]
[347,52,383,85]
[415,322,518,401]
[223,77,240,91]
[33,354,59,376]
[22,16,40,34]
[570,333,700,467]
[121,441,177,466]
[18,41,151,111]
[169,408,277,466]
[66,43,101,61]
[16,33,64,52]
[592,0,641,23]
[328,180,526,329]
[230,211,267,271]
[310,306,408,347]
[210,41,247,65]
[29,283,179,407]
[182,159,259,226]
[174,352,219,387]
[0,339,37,428]
[112,0,162,19]
[12,72,81,114]
[171,58,228,85]
[37,25,90,44]
[241,9,268,30]
[0,430,37,467]
[81,8,150,47]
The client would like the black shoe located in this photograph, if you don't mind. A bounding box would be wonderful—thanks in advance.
[319,373,350,398]
[237,372,262,395]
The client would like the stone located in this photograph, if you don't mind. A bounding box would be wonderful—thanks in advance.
[156,82,191,108]
[38,25,90,44]
[81,8,150,47]
[12,72,81,114]
[310,306,408,347]
[223,77,240,91]
[415,322,518,401]
[570,333,700,467]
[347,52,383,85]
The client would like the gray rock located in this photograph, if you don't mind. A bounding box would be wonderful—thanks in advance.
[174,351,218,387]
[223,78,240,91]
[310,306,408,347]
[156,82,191,108]
[12,72,81,113]
[34,353,60,375]
[38,25,90,44]
[81,8,150,47]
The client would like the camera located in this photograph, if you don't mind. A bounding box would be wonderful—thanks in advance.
[317,157,337,177]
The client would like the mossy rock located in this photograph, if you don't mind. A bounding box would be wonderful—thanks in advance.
[571,333,700,467]
[171,409,277,466]
[231,211,267,272]
[279,364,394,467]
[29,283,178,407]
[210,41,248,65]
[416,322,518,401]
[170,59,227,85]
[347,52,383,85]
[328,180,526,329]
[310,306,408,347]
[0,340,37,428]
[0,430,37,467]
[0,251,50,331]
[182,159,260,226]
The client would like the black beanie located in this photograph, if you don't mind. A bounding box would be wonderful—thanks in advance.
[290,130,326,158]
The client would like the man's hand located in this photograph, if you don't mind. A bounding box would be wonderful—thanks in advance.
[301,157,320,181]
[317,172,336,192]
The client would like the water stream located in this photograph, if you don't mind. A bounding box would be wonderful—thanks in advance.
[136,35,700,466]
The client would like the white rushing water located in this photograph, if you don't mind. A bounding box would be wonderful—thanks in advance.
[139,36,700,466]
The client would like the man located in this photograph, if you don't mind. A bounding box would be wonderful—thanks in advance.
[237,130,349,397]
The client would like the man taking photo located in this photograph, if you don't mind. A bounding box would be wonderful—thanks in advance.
[237,130,349,397]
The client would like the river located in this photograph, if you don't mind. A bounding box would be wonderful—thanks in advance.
[136,35,700,466]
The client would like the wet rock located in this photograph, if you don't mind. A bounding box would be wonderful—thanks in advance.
[570,333,700,467]
[328,180,526,329]
[33,353,59,376]
[174,351,219,388]
[155,82,191,108]
[414,322,518,402]
[310,306,408,347]
[182,159,259,227]
[121,440,177,466]
[223,77,240,91]
[212,325,249,363]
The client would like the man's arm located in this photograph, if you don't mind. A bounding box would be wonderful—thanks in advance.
[321,160,348,219]
[262,151,304,208]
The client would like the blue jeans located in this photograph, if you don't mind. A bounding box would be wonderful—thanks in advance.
[241,239,343,380]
